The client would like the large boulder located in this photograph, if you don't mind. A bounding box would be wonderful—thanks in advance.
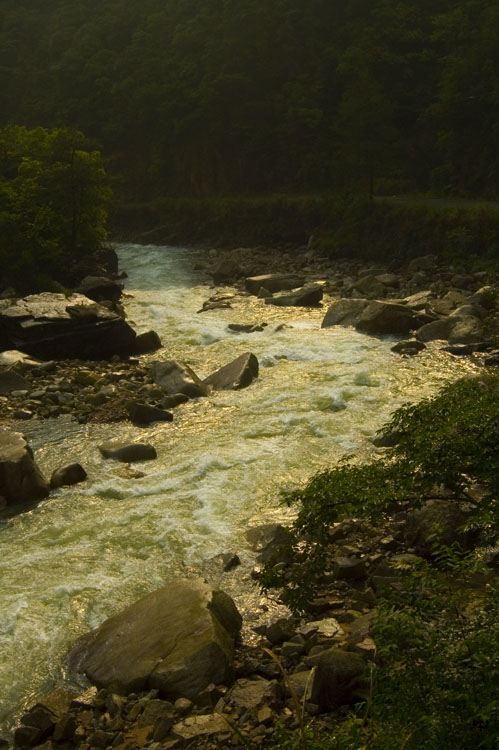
[416,314,483,344]
[321,299,370,328]
[69,579,242,700]
[245,274,304,295]
[75,276,123,304]
[0,428,49,505]
[0,294,137,360]
[355,301,418,336]
[151,360,209,398]
[204,353,259,391]
[265,284,323,307]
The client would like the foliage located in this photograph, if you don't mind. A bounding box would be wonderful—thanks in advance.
[260,374,499,613]
[0,125,111,288]
[2,1,499,198]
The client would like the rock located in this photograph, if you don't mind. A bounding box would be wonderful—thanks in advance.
[468,286,496,310]
[403,291,433,310]
[266,618,296,645]
[391,339,426,356]
[321,299,369,328]
[0,369,31,394]
[70,578,242,700]
[416,318,453,342]
[245,523,294,564]
[228,323,266,333]
[245,274,305,295]
[50,463,87,489]
[407,255,437,272]
[0,428,49,505]
[227,678,277,711]
[265,284,323,307]
[332,557,367,581]
[416,315,483,344]
[99,442,157,462]
[355,301,418,336]
[0,350,43,369]
[203,352,259,391]
[375,273,400,287]
[75,276,123,303]
[127,402,174,425]
[351,275,385,298]
[211,258,242,284]
[172,714,229,742]
[308,649,366,709]
[151,360,208,398]
[0,293,137,360]
[404,499,476,555]
[134,330,162,354]
[161,393,190,409]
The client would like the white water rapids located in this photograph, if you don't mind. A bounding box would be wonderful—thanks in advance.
[0,244,478,733]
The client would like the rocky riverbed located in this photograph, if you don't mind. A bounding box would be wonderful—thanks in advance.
[1,243,498,749]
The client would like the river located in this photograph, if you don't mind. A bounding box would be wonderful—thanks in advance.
[0,244,477,734]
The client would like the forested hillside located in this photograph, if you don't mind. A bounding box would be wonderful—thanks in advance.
[1,0,498,200]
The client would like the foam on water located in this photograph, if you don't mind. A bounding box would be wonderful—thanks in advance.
[0,244,479,733]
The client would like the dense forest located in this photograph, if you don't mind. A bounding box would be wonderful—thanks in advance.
[1,0,499,200]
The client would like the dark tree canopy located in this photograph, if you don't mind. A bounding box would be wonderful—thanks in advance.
[0,0,498,199]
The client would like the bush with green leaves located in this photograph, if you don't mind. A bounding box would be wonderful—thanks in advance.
[0,125,111,289]
[260,373,499,613]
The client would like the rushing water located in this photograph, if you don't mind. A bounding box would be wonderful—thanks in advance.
[0,244,478,732]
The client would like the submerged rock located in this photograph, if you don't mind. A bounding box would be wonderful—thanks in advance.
[70,578,242,699]
[98,442,157,462]
[50,463,87,489]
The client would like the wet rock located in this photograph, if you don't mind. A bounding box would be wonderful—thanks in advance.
[98,442,157,462]
[265,284,323,307]
[151,360,208,398]
[70,578,242,700]
[0,428,49,505]
[245,274,305,295]
[228,323,266,333]
[0,293,137,360]
[391,339,426,356]
[134,330,162,354]
[204,352,259,391]
[127,402,174,425]
[321,299,369,328]
[245,523,294,564]
[355,301,418,335]
[161,393,190,409]
[50,463,87,489]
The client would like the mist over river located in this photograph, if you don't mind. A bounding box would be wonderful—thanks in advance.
[0,244,478,733]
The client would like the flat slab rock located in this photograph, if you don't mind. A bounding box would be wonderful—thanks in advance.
[69,578,242,700]
[0,293,137,359]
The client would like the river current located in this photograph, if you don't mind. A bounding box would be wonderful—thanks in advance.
[0,244,477,732]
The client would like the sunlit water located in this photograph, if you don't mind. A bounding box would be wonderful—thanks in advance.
[0,244,478,733]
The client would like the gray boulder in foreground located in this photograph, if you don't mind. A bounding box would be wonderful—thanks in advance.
[0,428,49,505]
[70,578,242,699]
[204,352,259,390]
[321,299,370,328]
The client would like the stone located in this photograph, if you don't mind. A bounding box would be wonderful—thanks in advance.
[416,315,483,344]
[266,618,296,645]
[321,299,369,328]
[228,323,266,333]
[391,339,426,356]
[0,350,43,368]
[265,284,323,307]
[355,301,418,335]
[0,293,137,360]
[332,557,367,581]
[245,274,305,295]
[245,523,294,564]
[211,258,242,284]
[407,255,437,272]
[308,649,366,709]
[151,360,208,398]
[0,369,31,394]
[404,499,476,555]
[351,275,385,298]
[0,428,49,505]
[75,276,123,303]
[403,291,433,310]
[127,402,174,425]
[416,318,453,342]
[50,463,87,489]
[98,442,157,462]
[203,352,259,391]
[171,714,228,742]
[161,393,190,409]
[134,331,162,354]
[70,578,242,700]
[227,678,277,711]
